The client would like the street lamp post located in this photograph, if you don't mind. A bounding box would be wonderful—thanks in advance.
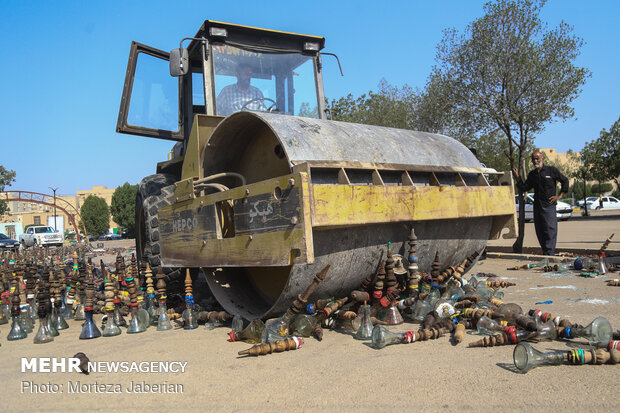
[48,187,59,231]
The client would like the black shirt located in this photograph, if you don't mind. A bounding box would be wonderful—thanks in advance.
[516,165,569,208]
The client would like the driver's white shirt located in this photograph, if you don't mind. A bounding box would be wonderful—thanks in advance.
[216,84,264,116]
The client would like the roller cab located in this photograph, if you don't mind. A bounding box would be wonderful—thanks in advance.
[117,20,516,319]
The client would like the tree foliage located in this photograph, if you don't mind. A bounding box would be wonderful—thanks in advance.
[0,165,16,216]
[423,0,589,252]
[569,181,613,200]
[581,116,620,188]
[110,182,138,237]
[80,195,110,238]
[330,79,418,129]
[298,102,318,119]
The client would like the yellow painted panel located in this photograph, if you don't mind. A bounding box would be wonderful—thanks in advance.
[173,178,196,202]
[311,185,515,227]
[159,172,314,266]
[160,227,306,267]
[181,115,222,180]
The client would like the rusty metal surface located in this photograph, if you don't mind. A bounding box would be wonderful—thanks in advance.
[205,217,490,319]
[200,112,502,319]
[204,112,484,173]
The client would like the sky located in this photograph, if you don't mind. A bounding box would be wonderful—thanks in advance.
[0,0,618,197]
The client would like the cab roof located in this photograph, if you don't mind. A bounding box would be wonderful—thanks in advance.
[188,20,325,54]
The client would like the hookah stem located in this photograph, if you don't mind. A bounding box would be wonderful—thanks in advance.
[599,233,614,253]
[285,265,330,322]
[238,337,302,356]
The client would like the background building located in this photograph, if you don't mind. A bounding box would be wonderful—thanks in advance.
[0,186,120,237]
[540,147,618,194]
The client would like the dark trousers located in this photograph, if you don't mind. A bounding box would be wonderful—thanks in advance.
[533,204,558,255]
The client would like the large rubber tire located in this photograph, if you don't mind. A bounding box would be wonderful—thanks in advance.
[135,173,176,270]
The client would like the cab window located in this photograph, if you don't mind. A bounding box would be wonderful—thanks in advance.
[212,44,318,118]
[127,52,179,131]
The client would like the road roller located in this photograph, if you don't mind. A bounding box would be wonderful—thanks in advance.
[116,20,516,319]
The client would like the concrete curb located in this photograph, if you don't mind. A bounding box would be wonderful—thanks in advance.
[487,245,618,258]
[485,251,572,263]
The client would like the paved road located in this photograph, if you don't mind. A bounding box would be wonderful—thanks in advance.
[488,209,619,253]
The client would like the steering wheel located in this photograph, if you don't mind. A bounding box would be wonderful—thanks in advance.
[241,97,279,113]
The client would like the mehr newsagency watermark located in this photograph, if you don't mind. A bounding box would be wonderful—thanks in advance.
[20,357,186,394]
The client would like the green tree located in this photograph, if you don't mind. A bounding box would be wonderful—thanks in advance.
[298,102,318,119]
[568,180,590,200]
[589,182,613,195]
[424,0,590,252]
[581,116,620,188]
[110,182,138,237]
[0,165,16,216]
[330,79,418,129]
[572,165,593,215]
[80,195,110,238]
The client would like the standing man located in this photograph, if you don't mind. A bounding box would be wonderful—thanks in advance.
[512,151,569,256]
[216,63,265,116]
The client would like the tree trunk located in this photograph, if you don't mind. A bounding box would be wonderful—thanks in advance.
[582,176,589,216]
[512,156,527,253]
[512,191,526,253]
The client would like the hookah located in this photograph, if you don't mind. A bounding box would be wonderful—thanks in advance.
[181,269,198,330]
[0,263,10,324]
[131,255,150,330]
[231,314,244,333]
[79,266,101,339]
[17,263,33,334]
[25,264,37,323]
[238,337,303,357]
[514,342,620,373]
[62,254,78,320]
[558,316,613,345]
[126,264,145,334]
[155,266,172,331]
[18,285,33,335]
[113,255,127,328]
[229,319,265,343]
[201,311,233,329]
[405,226,420,297]
[52,263,69,330]
[102,263,121,337]
[73,250,87,321]
[261,265,330,343]
[468,326,536,347]
[476,316,508,335]
[143,263,158,325]
[376,245,404,325]
[291,314,323,340]
[33,286,54,344]
[354,303,373,340]
[43,265,58,337]
[7,289,27,340]
[371,324,450,349]
[0,290,8,325]
[513,342,565,373]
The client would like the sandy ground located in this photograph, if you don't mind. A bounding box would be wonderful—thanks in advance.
[1,257,619,412]
[1,216,619,412]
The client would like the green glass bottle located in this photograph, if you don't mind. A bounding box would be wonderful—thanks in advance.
[229,319,265,344]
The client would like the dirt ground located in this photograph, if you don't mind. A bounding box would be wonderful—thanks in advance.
[1,254,619,411]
